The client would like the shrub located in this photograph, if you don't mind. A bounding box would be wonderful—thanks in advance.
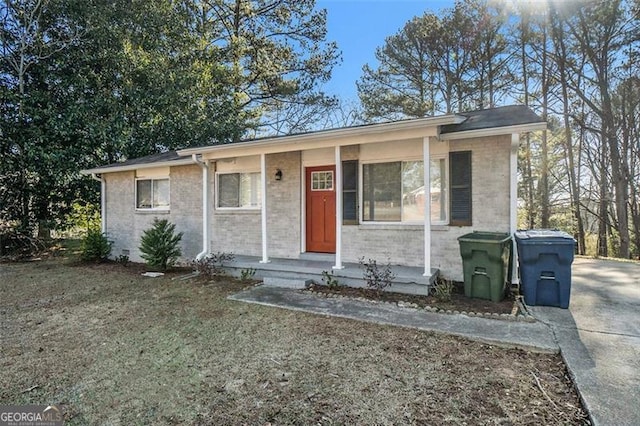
[81,228,112,262]
[359,257,396,296]
[0,220,46,259]
[240,267,256,281]
[191,252,235,278]
[139,218,183,271]
[321,270,340,289]
[431,278,454,303]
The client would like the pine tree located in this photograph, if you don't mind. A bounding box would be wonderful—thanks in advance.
[139,219,183,271]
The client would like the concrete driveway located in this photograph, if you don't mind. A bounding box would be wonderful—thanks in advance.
[530,257,640,426]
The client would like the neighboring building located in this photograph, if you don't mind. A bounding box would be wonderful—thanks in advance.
[82,105,545,293]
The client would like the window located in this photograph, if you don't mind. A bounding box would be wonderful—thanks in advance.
[311,171,333,190]
[449,151,472,226]
[217,172,261,209]
[136,178,169,210]
[342,160,358,224]
[362,159,448,223]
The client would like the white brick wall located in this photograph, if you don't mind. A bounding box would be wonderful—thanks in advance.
[104,164,202,263]
[104,135,512,280]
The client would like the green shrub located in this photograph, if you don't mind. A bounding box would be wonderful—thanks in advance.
[139,218,183,271]
[81,228,112,262]
[321,270,340,289]
[240,267,256,281]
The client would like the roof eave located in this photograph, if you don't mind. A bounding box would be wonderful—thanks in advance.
[178,114,465,156]
[80,158,196,175]
[438,122,547,141]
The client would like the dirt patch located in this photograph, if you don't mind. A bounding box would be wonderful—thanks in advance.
[307,282,516,315]
[0,257,589,425]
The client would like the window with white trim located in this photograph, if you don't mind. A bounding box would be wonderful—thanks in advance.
[136,178,170,210]
[362,158,448,224]
[217,172,261,209]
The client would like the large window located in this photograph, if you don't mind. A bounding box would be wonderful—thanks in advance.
[136,178,170,210]
[217,172,261,209]
[362,159,447,223]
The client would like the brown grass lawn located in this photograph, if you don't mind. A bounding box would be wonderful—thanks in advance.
[0,252,588,425]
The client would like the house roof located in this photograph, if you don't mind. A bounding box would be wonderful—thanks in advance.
[82,105,545,174]
[439,105,545,139]
[81,150,195,175]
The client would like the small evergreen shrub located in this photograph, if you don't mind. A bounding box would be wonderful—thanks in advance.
[139,218,183,271]
[359,257,396,296]
[81,228,112,262]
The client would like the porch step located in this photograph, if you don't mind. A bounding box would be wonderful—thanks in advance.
[263,276,313,289]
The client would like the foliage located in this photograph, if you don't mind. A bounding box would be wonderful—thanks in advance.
[81,228,112,262]
[321,270,340,289]
[357,1,510,120]
[115,254,130,267]
[64,203,101,234]
[0,220,46,259]
[358,257,396,296]
[431,278,454,303]
[191,252,235,278]
[0,0,337,240]
[139,219,183,271]
[240,268,256,282]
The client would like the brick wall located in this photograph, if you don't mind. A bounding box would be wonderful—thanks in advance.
[341,135,511,281]
[104,164,202,263]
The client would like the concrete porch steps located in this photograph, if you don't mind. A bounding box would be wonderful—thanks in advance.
[223,255,439,296]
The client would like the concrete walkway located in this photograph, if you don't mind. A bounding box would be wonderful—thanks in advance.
[229,257,639,425]
[228,287,558,353]
[530,257,640,426]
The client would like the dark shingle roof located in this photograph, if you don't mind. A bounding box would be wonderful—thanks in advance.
[440,105,544,134]
[96,151,183,170]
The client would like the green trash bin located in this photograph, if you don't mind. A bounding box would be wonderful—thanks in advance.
[458,232,512,302]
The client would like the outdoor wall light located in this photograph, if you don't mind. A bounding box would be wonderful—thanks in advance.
[275,169,283,181]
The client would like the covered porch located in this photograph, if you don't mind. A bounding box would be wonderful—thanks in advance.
[224,254,439,296]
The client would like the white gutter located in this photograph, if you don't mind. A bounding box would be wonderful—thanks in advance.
[192,154,210,260]
[82,158,195,175]
[510,134,520,285]
[178,115,465,157]
[90,173,107,234]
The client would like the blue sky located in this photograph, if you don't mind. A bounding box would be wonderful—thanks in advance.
[317,0,455,101]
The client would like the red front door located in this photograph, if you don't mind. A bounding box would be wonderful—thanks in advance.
[305,166,336,253]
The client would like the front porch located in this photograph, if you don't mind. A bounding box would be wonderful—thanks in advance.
[224,254,440,296]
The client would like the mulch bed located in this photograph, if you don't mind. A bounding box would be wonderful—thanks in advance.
[306,281,517,315]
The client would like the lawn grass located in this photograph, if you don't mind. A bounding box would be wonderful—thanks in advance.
[0,254,588,425]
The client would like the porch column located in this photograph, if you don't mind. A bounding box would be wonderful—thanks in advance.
[260,153,269,263]
[333,145,343,270]
[423,137,431,276]
[510,133,520,284]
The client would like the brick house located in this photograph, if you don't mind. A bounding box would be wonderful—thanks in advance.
[82,105,545,294]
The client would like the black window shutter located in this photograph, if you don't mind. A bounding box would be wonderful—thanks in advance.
[342,160,358,224]
[449,151,472,226]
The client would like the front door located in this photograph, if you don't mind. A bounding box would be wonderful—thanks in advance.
[306,165,336,253]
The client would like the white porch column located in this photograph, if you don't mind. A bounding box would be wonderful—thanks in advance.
[423,137,432,276]
[510,133,520,284]
[201,160,210,256]
[333,146,343,270]
[260,153,269,263]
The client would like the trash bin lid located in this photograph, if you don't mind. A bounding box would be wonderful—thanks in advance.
[458,231,511,244]
[514,229,575,242]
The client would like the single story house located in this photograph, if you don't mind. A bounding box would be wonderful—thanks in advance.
[82,105,545,294]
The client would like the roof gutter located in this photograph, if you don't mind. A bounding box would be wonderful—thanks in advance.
[81,158,195,175]
[438,122,547,141]
[179,114,465,157]
[192,154,210,260]
[90,173,107,235]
